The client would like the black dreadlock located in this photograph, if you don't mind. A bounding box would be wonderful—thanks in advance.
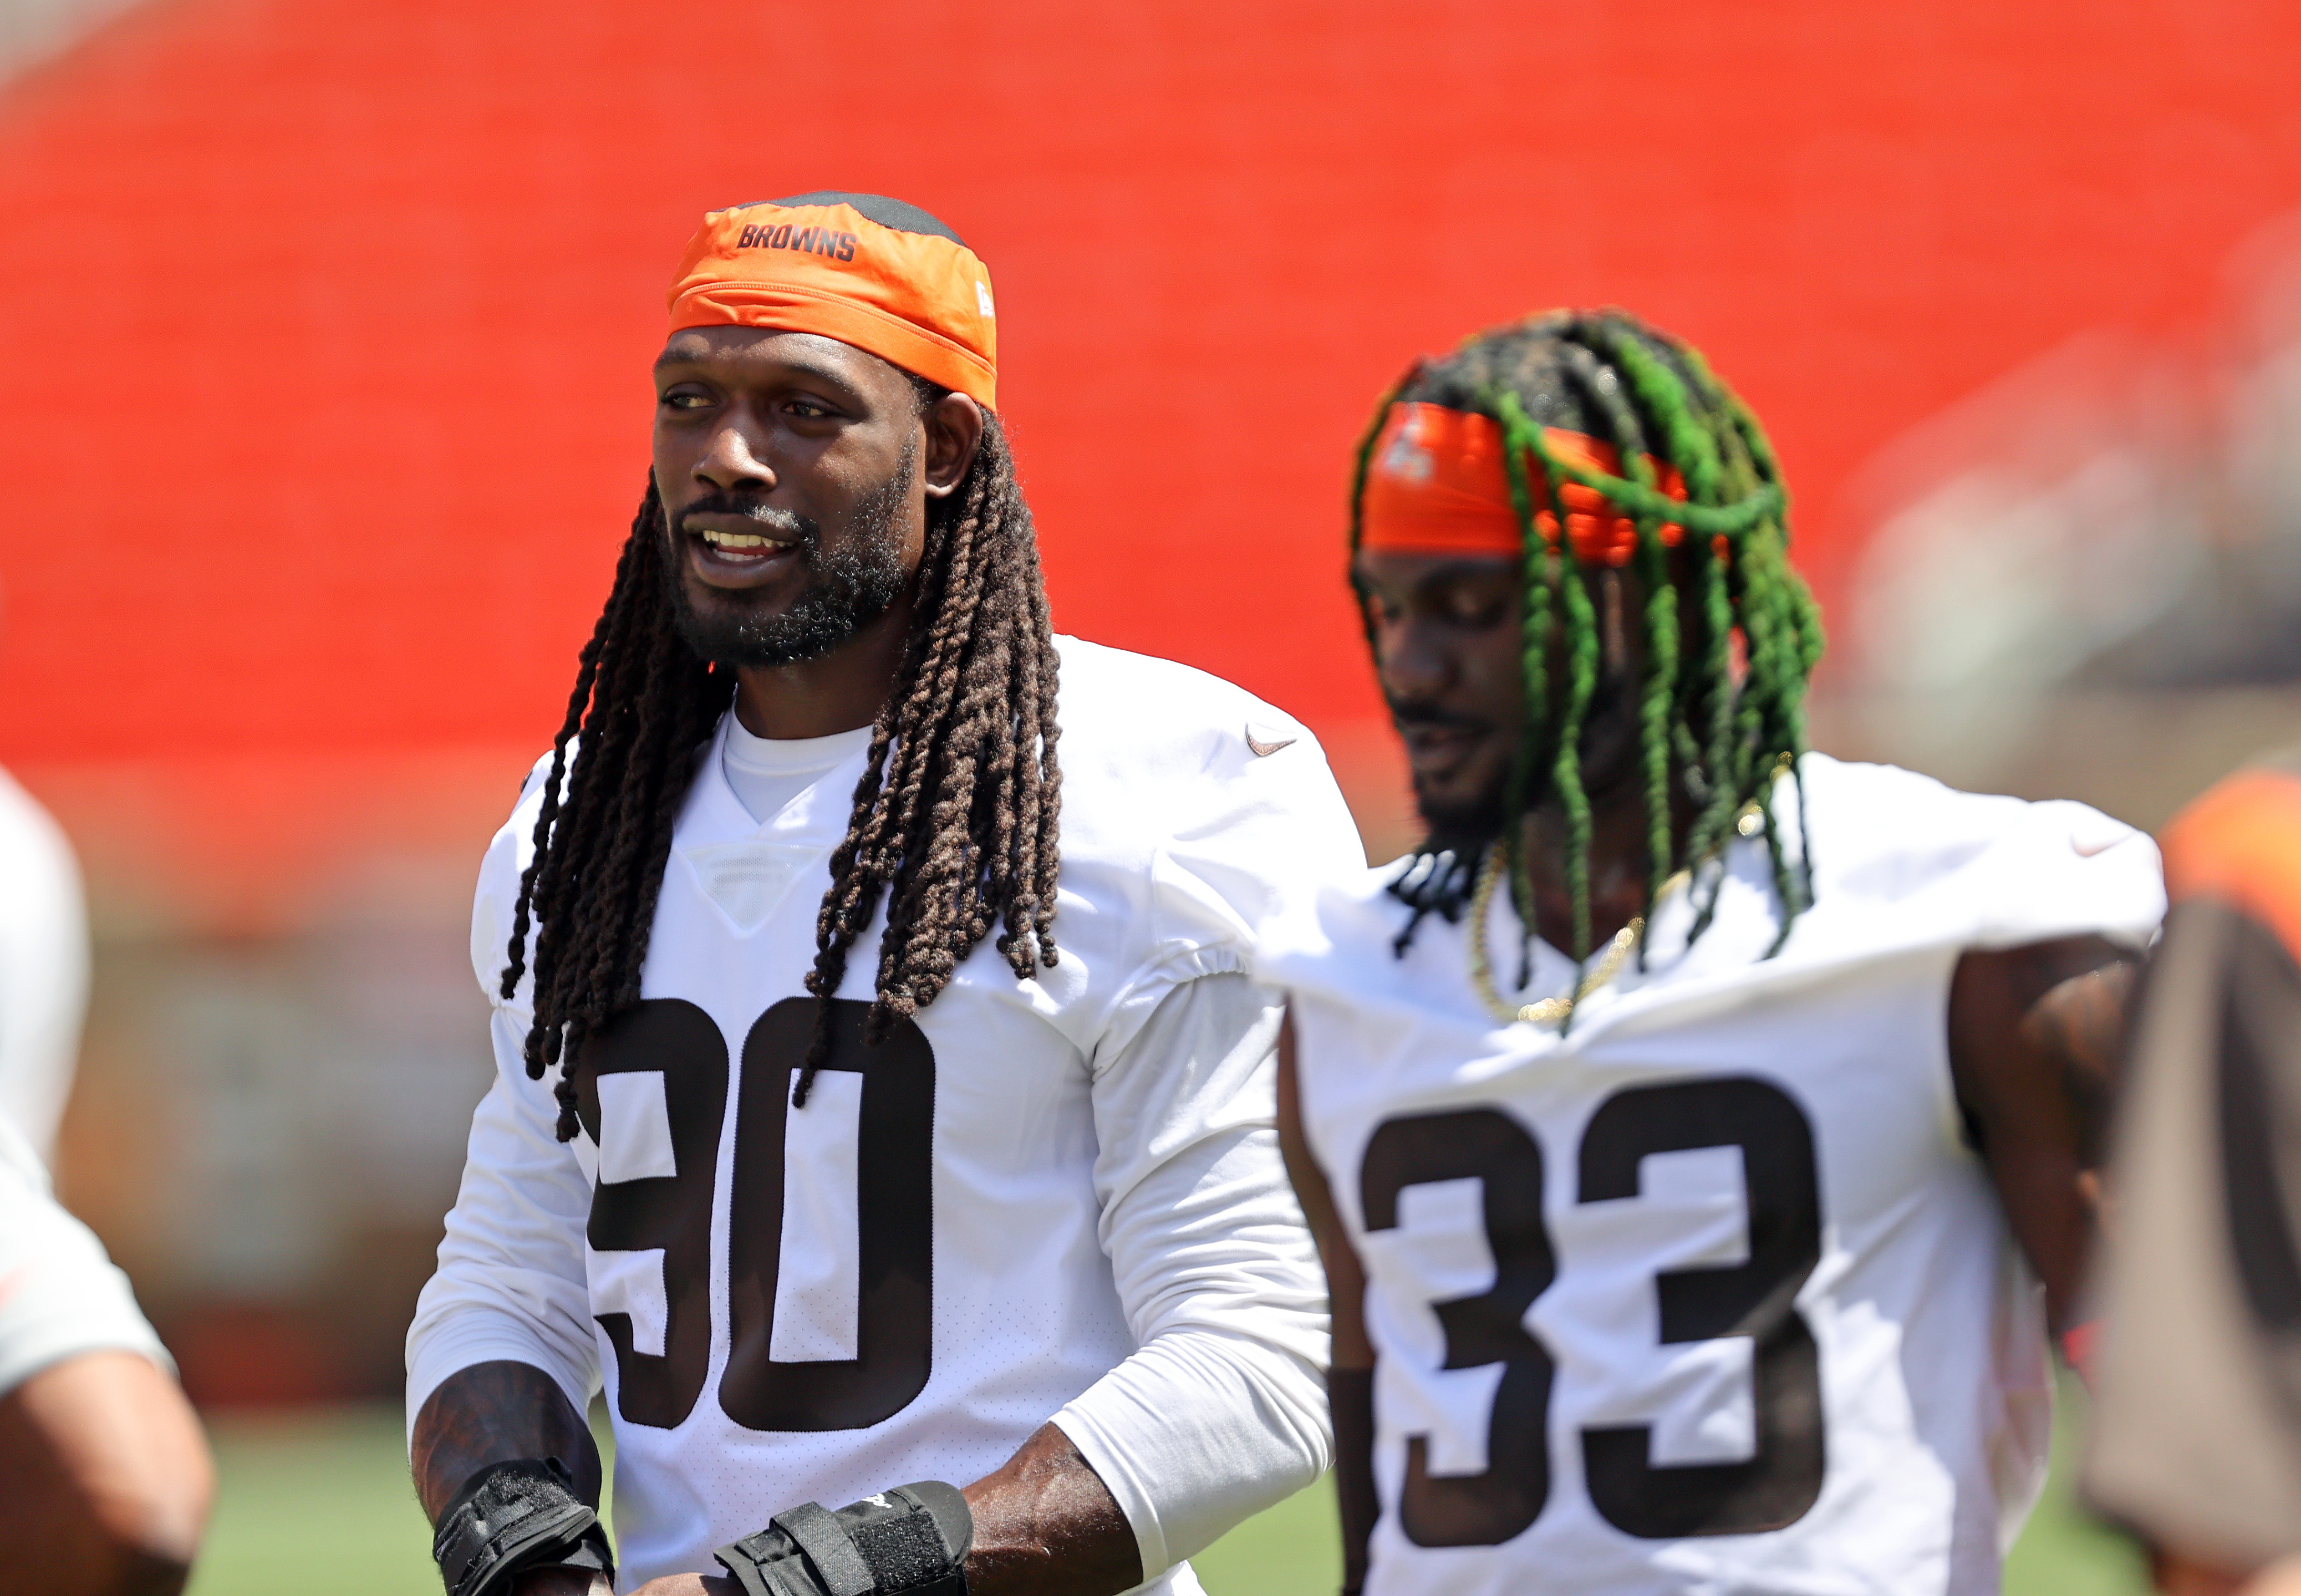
[1350,309,1824,966]
[501,400,1061,1139]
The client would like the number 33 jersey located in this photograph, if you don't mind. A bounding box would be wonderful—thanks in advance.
[1264,756,2165,1596]
[408,639,1364,1589]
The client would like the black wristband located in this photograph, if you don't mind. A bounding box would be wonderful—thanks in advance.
[432,1457,614,1596]
[715,1480,971,1596]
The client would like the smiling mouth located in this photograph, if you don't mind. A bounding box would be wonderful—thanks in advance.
[1399,721,1487,753]
[695,527,798,562]
[1397,721,1497,783]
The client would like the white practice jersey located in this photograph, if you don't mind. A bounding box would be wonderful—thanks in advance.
[0,767,88,1160]
[410,638,1362,1591]
[0,1115,170,1397]
[1265,756,2165,1596]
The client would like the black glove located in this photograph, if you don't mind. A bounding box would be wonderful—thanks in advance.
[432,1457,615,1596]
[715,1480,971,1596]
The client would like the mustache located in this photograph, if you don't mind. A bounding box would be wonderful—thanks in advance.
[1387,700,1492,734]
[674,493,819,545]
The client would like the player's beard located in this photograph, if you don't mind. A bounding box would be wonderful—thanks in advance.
[1399,665,1645,857]
[667,434,917,669]
[1396,707,1512,858]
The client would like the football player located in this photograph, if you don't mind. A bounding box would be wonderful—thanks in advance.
[0,1115,211,1594]
[1266,311,2162,1595]
[406,195,1362,1595]
[2088,753,2301,1594]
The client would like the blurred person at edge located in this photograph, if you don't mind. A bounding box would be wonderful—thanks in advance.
[1264,312,2162,1596]
[0,758,90,1159]
[2087,754,2301,1596]
[406,193,1358,1596]
[0,633,206,1591]
[0,1114,212,1593]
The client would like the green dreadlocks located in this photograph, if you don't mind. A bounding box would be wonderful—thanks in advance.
[1351,309,1826,969]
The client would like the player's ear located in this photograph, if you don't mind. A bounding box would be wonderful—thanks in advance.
[921,392,984,500]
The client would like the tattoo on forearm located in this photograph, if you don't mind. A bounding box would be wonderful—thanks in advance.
[411,1361,600,1523]
[961,1423,1141,1596]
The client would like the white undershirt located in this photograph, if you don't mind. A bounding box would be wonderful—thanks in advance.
[721,718,875,825]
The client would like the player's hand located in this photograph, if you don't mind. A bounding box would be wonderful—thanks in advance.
[627,1576,739,1595]
[510,1569,616,1596]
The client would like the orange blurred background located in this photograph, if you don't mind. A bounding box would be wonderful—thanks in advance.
[6,0,2301,1400]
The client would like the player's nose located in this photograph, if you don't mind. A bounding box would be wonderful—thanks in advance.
[694,420,776,494]
[1377,617,1457,703]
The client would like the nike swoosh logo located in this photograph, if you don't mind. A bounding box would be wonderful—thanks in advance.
[1245,723,1297,758]
[2069,820,2133,858]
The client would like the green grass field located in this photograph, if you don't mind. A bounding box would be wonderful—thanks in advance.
[187,1375,2144,1595]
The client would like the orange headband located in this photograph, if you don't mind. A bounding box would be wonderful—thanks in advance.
[667,195,999,410]
[1359,402,1686,566]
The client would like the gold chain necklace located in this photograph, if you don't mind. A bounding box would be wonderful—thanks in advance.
[1464,844,1672,1027]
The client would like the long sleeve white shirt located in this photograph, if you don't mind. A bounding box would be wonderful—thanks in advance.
[0,768,88,1160]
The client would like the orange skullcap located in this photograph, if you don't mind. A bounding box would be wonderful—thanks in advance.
[667,191,999,410]
[1359,402,1686,567]
[2160,766,2301,963]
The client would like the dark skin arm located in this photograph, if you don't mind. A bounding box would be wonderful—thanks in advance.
[1276,1015,1371,1375]
[1946,934,2137,1338]
[950,1422,1142,1596]
[1276,1013,1376,1592]
[1949,934,2247,1596]
[412,1364,1141,1596]
[413,1360,604,1523]
[412,1362,608,1596]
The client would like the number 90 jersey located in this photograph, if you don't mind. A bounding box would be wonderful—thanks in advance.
[411,639,1361,1589]
[1263,757,2165,1596]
